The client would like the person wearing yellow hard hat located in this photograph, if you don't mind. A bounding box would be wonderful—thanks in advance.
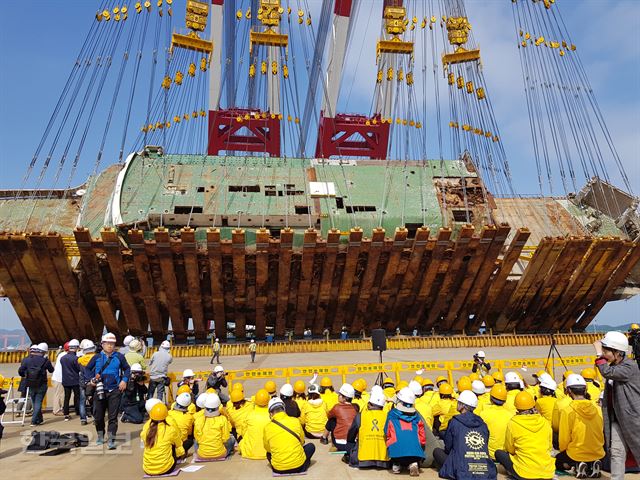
[435,375,449,388]
[382,378,396,400]
[580,368,601,404]
[194,392,234,460]
[319,377,339,410]
[479,384,514,460]
[141,402,185,476]
[432,383,456,436]
[226,388,253,441]
[628,323,640,367]
[300,384,328,439]
[264,380,278,398]
[351,378,369,412]
[293,380,308,410]
[238,389,271,459]
[552,376,573,434]
[456,376,472,394]
[535,373,557,426]
[491,370,504,384]
[495,391,555,480]
[556,369,574,401]
[343,387,389,469]
[0,374,6,441]
[420,378,437,404]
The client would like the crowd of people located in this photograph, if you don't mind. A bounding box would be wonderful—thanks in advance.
[9,329,640,479]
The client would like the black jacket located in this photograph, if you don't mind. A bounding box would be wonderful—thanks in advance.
[60,352,80,387]
[18,354,54,388]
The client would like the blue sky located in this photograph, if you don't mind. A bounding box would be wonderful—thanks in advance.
[0,0,639,332]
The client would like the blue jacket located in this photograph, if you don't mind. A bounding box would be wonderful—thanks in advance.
[86,351,130,393]
[60,352,80,387]
[384,408,426,460]
[439,411,496,480]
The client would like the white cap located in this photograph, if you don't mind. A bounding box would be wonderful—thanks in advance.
[160,340,171,349]
[176,392,192,407]
[183,369,195,378]
[129,339,142,352]
[68,339,80,349]
[280,383,294,397]
[409,380,423,396]
[338,383,355,399]
[476,350,486,358]
[123,335,134,346]
[205,393,221,410]
[213,365,224,373]
[601,331,629,353]
[566,374,587,388]
[369,390,386,407]
[130,363,143,372]
[101,332,116,343]
[471,380,486,395]
[268,397,285,412]
[250,339,255,343]
[505,372,521,384]
[196,393,208,409]
[145,398,162,413]
[37,342,49,352]
[458,390,479,409]
[539,375,557,391]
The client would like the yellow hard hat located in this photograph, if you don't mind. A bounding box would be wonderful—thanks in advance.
[382,378,395,387]
[630,323,639,331]
[255,389,270,407]
[469,373,479,382]
[581,368,596,380]
[563,370,574,380]
[320,377,333,388]
[397,380,409,392]
[422,378,434,387]
[232,383,244,391]
[150,402,168,421]
[264,380,277,394]
[436,375,448,385]
[206,387,216,394]
[294,380,306,394]
[482,375,495,388]
[352,378,367,393]
[490,384,507,402]
[492,371,504,382]
[413,376,424,385]
[514,391,535,411]
[230,389,244,403]
[439,383,453,395]
[457,376,472,392]
[177,385,191,395]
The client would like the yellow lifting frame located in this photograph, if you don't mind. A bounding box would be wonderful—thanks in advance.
[442,47,481,66]
[171,32,213,55]
[249,29,289,55]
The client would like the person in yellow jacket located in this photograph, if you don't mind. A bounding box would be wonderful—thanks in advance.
[319,377,339,410]
[300,384,328,438]
[471,380,489,414]
[432,383,456,435]
[382,378,396,400]
[171,384,197,414]
[580,368,602,405]
[351,378,370,412]
[535,373,558,426]
[407,380,434,429]
[194,393,235,459]
[479,384,514,460]
[263,397,316,474]
[421,378,437,403]
[193,393,208,423]
[226,388,253,440]
[238,389,271,459]
[168,392,195,453]
[293,380,308,411]
[344,389,389,469]
[555,374,604,478]
[504,372,523,413]
[552,383,573,433]
[556,370,573,400]
[141,403,185,476]
[495,391,555,480]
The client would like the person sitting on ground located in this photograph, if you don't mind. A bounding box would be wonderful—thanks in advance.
[206,365,228,403]
[193,393,208,422]
[263,380,278,399]
[479,383,514,461]
[263,397,316,475]
[556,373,604,479]
[433,390,496,479]
[382,378,396,400]
[535,373,557,426]
[344,388,389,469]
[432,383,456,436]
[300,384,328,439]
[124,339,147,371]
[321,383,359,451]
[227,386,253,441]
[420,378,437,404]
[580,368,602,404]
[238,389,271,460]
[293,380,308,410]
[121,363,148,424]
[168,390,195,454]
[194,393,234,459]
[472,350,491,377]
[491,371,504,384]
[409,380,434,429]
[552,375,574,436]
[351,378,370,412]
[141,402,184,476]
[384,387,426,476]
[319,377,339,410]
[594,331,640,480]
[279,383,301,418]
[504,372,523,413]
[495,391,555,480]
[471,380,488,414]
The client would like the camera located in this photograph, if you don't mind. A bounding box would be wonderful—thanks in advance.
[95,381,105,401]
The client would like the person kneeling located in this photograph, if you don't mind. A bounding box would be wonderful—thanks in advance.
[344,387,389,469]
[141,403,184,476]
[194,393,235,459]
[433,390,496,479]
[263,398,315,474]
[384,387,426,476]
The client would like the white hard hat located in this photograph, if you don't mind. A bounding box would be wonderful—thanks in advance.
[476,350,486,358]
[409,380,423,396]
[215,338,219,342]
[505,372,521,384]
[183,369,195,378]
[205,393,221,410]
[280,383,294,397]
[213,365,224,373]
[458,390,479,409]
[566,374,587,388]
[123,335,134,346]
[83,340,96,352]
[176,392,192,407]
[145,398,162,413]
[37,342,49,352]
[68,339,80,349]
[101,332,116,343]
[196,393,208,409]
[160,340,171,349]
[369,390,387,407]
[601,331,629,353]
[396,387,416,406]
[130,363,143,372]
[268,397,285,412]
[471,380,486,395]
[338,383,355,399]
[539,375,557,391]
[250,339,255,343]
[129,339,142,352]
[79,339,91,349]
[371,385,384,396]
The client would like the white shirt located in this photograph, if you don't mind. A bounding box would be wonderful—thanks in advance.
[52,351,67,383]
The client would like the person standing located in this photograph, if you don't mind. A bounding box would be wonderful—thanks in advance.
[472,351,491,377]
[628,324,640,368]
[147,340,172,402]
[51,342,68,416]
[18,343,54,427]
[249,339,257,363]
[124,339,147,370]
[210,338,221,365]
[85,333,131,449]
[77,339,97,425]
[594,331,640,480]
[60,339,81,421]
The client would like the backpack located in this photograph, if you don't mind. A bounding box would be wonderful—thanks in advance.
[24,357,47,388]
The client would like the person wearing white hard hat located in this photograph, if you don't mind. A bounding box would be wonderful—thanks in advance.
[60,339,82,421]
[555,374,604,478]
[301,384,327,439]
[147,339,172,402]
[206,364,229,403]
[77,339,97,425]
[194,392,234,460]
[471,380,488,414]
[535,373,557,426]
[120,335,135,356]
[433,390,496,478]
[51,342,68,416]
[121,363,148,424]
[264,397,316,474]
[18,340,54,426]
[85,332,131,449]
[279,383,301,418]
[320,383,358,451]
[248,338,257,363]
[178,368,200,398]
[124,338,147,371]
[504,371,523,414]
[594,331,640,480]
[384,387,426,475]
[168,391,195,454]
[210,338,221,365]
[472,350,492,378]
[343,388,389,469]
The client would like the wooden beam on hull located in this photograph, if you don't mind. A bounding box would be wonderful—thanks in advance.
[374,228,408,330]
[294,229,318,337]
[307,239,325,334]
[154,228,186,340]
[232,229,247,338]
[332,228,363,335]
[274,229,293,337]
[314,228,340,335]
[351,228,385,335]
[181,228,206,339]
[254,228,270,339]
[206,228,226,340]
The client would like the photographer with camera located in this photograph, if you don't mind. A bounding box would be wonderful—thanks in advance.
[206,365,229,404]
[472,351,492,378]
[85,332,131,449]
[121,363,148,424]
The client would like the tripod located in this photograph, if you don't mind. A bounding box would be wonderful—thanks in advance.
[374,350,388,386]
[544,334,568,379]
